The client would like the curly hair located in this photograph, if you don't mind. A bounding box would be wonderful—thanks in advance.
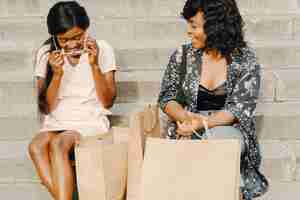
[181,0,246,58]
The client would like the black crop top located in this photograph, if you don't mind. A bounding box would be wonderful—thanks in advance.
[196,82,227,111]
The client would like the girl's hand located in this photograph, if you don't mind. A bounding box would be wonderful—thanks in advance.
[48,51,64,76]
[85,36,99,67]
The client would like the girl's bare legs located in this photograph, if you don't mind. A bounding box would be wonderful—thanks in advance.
[50,130,81,200]
[28,131,57,198]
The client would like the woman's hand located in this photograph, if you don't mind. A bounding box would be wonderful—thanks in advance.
[86,36,99,67]
[176,112,207,137]
[48,51,64,76]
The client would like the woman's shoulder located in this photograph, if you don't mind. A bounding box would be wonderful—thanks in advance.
[170,43,193,64]
[239,46,258,60]
[234,45,260,72]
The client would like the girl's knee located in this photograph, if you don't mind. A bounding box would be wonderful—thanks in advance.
[50,136,67,154]
[49,131,78,155]
[28,135,47,157]
[28,140,41,157]
[29,131,55,156]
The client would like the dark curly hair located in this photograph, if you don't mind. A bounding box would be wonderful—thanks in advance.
[181,0,246,59]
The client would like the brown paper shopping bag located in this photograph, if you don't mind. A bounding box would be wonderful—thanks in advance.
[141,138,241,200]
[111,126,130,144]
[127,104,161,200]
[142,104,161,138]
[75,128,129,200]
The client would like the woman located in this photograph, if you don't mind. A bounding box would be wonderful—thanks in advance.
[158,0,268,199]
[28,1,117,200]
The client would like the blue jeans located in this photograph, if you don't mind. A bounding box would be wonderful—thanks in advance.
[193,125,245,154]
[192,125,246,187]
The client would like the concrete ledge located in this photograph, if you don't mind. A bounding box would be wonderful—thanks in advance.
[1,140,300,184]
[1,0,300,18]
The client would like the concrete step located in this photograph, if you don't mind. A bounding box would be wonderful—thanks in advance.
[0,0,300,18]
[238,0,300,15]
[115,43,300,70]
[1,102,300,140]
[256,115,300,140]
[1,139,300,184]
[1,90,300,138]
[108,102,300,140]
[0,0,184,19]
[243,15,296,41]
[0,16,298,48]
[1,41,300,84]
[256,181,300,200]
[0,69,276,107]
[0,17,187,47]
[0,115,124,141]
[111,102,300,140]
[0,69,277,114]
[0,183,52,200]
[259,140,300,182]
[0,117,38,140]
[273,69,300,101]
[0,158,39,184]
[0,67,290,107]
[0,181,299,200]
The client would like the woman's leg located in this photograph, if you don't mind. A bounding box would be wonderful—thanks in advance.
[205,126,245,155]
[49,130,81,200]
[205,126,246,200]
[28,131,57,197]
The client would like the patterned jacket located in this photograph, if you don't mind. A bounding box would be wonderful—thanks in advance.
[158,43,269,200]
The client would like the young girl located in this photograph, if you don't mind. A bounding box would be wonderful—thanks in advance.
[28,1,117,200]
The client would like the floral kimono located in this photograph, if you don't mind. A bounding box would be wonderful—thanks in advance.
[158,43,269,200]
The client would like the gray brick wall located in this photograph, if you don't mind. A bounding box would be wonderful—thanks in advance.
[0,0,299,199]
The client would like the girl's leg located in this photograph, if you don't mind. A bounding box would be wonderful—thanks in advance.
[28,131,57,197]
[49,130,81,200]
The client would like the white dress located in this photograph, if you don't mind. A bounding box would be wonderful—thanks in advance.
[34,40,117,137]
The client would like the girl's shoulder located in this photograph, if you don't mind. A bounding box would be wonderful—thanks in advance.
[36,43,51,55]
[34,43,51,65]
[95,40,114,51]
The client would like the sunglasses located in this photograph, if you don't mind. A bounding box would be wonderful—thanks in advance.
[52,32,88,56]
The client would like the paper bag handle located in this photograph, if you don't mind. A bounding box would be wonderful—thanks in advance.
[189,118,211,140]
[143,104,158,134]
